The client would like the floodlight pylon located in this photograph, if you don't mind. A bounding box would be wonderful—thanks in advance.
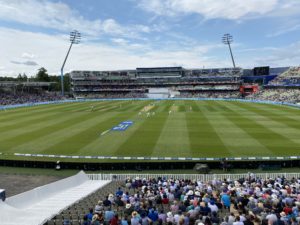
[222,33,236,68]
[60,30,81,96]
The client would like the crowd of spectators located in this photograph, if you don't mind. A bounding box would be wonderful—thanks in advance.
[176,85,240,91]
[245,89,300,104]
[80,175,300,225]
[0,91,64,106]
[267,67,300,86]
[178,91,241,99]
[75,93,147,99]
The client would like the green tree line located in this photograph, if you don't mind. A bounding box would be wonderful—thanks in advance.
[0,67,70,92]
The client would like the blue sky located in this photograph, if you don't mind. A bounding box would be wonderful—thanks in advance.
[0,0,300,76]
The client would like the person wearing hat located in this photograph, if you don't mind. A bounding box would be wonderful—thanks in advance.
[166,212,174,224]
[131,211,141,225]
[91,214,100,225]
[94,201,103,214]
[108,193,115,204]
[124,203,133,217]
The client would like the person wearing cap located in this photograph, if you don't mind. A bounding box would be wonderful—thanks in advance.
[140,212,151,225]
[148,208,159,222]
[208,200,218,213]
[116,187,123,197]
[86,208,94,222]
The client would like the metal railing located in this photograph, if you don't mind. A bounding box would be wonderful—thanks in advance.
[87,172,300,181]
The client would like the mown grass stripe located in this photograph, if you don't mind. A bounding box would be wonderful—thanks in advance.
[0,110,91,143]
[0,111,66,133]
[212,102,273,156]
[12,112,118,154]
[0,102,94,129]
[1,108,118,152]
[220,101,300,155]
[235,102,300,130]
[113,108,169,157]
[79,101,152,155]
[152,107,190,157]
[0,102,85,122]
[41,113,123,155]
[187,101,230,157]
[73,101,120,112]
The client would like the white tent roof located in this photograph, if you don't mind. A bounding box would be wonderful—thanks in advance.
[0,171,109,225]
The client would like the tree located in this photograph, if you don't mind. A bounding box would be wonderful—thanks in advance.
[22,73,28,81]
[17,73,28,81]
[35,67,50,82]
[17,73,23,81]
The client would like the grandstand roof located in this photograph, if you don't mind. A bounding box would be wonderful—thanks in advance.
[0,171,109,225]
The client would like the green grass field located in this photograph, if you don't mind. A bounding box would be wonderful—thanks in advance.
[1,100,300,160]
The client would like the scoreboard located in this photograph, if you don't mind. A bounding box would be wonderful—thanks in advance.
[253,66,270,76]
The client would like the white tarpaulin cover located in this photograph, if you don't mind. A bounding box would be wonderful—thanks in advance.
[0,171,109,225]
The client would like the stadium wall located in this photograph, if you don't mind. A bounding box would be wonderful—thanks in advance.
[1,97,300,111]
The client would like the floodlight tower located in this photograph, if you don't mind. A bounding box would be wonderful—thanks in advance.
[222,33,236,68]
[60,30,81,96]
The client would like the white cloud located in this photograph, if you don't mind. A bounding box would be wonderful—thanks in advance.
[21,52,36,59]
[137,0,300,21]
[111,38,129,45]
[10,60,38,66]
[251,42,300,67]
[0,0,152,38]
[267,23,300,37]
[1,26,299,77]
[0,27,227,77]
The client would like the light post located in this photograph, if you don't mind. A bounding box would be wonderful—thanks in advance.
[61,30,81,96]
[222,33,236,68]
